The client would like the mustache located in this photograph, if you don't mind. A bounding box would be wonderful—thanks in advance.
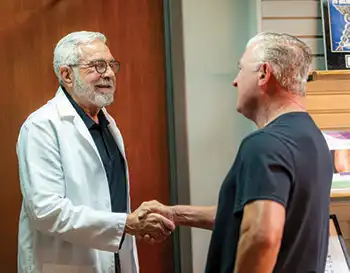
[95,80,114,86]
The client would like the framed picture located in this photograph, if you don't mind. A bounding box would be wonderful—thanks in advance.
[320,0,350,70]
[325,214,350,272]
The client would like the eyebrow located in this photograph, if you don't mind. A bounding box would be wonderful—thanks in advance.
[87,58,116,63]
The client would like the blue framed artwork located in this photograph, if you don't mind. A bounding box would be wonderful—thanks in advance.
[321,0,350,69]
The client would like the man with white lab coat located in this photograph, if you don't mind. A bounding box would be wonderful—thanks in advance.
[16,31,174,273]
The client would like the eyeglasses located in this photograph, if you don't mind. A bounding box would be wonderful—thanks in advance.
[70,60,121,74]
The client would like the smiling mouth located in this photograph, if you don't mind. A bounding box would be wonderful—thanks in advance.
[96,84,112,88]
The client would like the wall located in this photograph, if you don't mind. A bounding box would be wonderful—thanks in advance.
[0,1,173,272]
[170,0,258,272]
[259,0,325,70]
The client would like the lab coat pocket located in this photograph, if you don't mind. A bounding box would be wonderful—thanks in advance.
[42,264,94,273]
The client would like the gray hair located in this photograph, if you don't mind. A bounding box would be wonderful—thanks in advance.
[53,31,107,83]
[246,32,312,96]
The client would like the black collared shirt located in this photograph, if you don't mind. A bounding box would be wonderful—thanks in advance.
[62,87,127,215]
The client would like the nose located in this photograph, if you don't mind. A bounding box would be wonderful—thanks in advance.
[232,78,238,88]
[102,65,115,79]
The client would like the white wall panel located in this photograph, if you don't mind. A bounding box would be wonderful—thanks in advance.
[260,0,326,70]
[262,19,323,36]
[262,1,321,18]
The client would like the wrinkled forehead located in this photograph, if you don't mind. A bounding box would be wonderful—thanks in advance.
[77,40,114,61]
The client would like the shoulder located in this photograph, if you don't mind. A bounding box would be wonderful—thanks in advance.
[241,131,290,156]
[238,131,296,184]
[19,97,59,140]
[238,131,294,172]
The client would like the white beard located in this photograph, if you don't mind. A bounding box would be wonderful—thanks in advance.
[73,71,115,108]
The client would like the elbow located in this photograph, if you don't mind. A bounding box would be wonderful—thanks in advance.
[31,209,61,234]
[207,206,217,230]
[199,213,216,230]
[250,228,283,249]
[203,221,214,230]
[209,217,216,230]
[26,198,65,234]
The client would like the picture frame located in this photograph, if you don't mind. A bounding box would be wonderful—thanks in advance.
[326,214,350,272]
[320,0,350,70]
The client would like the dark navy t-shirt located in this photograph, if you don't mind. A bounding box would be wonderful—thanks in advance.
[205,112,333,273]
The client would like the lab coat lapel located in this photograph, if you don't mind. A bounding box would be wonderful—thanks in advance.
[54,87,103,165]
[102,109,131,213]
[102,109,126,159]
[74,116,101,159]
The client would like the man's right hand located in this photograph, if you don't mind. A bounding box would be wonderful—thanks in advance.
[132,200,177,244]
[125,202,175,243]
[137,200,175,222]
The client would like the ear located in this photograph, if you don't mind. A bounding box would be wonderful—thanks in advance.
[258,63,272,87]
[59,66,74,87]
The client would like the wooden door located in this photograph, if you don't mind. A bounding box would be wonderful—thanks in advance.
[0,1,174,272]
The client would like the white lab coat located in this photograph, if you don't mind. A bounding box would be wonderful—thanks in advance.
[16,87,139,273]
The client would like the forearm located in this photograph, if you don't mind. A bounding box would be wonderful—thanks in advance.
[234,231,280,273]
[26,197,126,252]
[171,205,216,230]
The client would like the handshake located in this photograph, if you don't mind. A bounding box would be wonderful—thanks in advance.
[125,200,175,244]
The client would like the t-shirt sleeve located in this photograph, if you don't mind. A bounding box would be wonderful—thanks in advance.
[236,132,295,211]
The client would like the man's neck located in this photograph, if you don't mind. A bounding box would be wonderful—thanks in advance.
[254,94,306,129]
[79,104,100,123]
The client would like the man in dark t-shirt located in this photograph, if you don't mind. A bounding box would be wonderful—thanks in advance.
[205,111,332,273]
[138,32,333,273]
[204,33,332,273]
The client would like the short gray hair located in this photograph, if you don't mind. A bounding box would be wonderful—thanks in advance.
[246,32,312,96]
[53,31,107,83]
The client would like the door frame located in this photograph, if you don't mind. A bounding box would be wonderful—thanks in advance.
[163,1,193,272]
